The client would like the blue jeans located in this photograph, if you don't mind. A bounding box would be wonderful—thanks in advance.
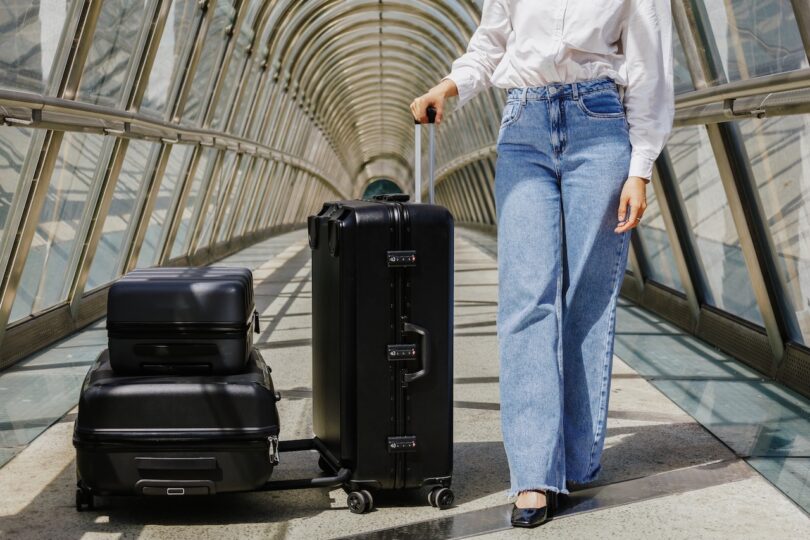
[495,77,632,497]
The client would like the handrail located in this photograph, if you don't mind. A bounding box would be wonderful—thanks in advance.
[0,89,351,198]
[674,68,810,110]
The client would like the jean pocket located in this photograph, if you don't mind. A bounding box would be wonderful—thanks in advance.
[500,100,524,128]
[576,90,626,119]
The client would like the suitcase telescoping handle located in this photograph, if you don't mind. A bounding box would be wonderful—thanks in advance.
[402,321,430,384]
[414,106,437,204]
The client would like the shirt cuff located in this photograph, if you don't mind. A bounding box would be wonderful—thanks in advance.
[441,69,477,108]
[628,152,655,183]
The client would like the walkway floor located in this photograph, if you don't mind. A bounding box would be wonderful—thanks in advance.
[0,227,808,539]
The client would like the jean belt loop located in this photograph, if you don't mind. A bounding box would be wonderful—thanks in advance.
[521,87,528,105]
[572,81,580,100]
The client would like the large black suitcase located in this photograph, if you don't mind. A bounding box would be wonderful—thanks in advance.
[73,347,280,506]
[106,267,259,375]
[305,108,454,511]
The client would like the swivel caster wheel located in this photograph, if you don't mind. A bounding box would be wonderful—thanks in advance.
[75,486,95,512]
[428,487,454,510]
[347,490,374,514]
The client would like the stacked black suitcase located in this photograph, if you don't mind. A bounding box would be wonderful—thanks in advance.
[72,108,454,514]
[73,267,280,510]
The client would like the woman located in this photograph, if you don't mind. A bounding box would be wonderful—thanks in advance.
[410,0,674,528]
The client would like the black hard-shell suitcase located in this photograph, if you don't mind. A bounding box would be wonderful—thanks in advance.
[73,348,280,506]
[106,267,260,375]
[305,107,455,511]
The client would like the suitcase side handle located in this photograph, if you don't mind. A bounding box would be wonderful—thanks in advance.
[402,322,430,384]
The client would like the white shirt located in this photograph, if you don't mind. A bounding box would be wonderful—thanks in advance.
[444,0,675,181]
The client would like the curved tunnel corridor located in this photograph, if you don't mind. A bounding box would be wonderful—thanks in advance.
[1,0,810,537]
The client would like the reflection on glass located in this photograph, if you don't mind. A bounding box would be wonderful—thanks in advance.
[740,116,810,344]
[667,126,763,325]
[216,156,250,242]
[170,146,215,258]
[636,182,684,292]
[86,140,158,290]
[210,3,260,130]
[673,25,694,95]
[0,127,34,243]
[198,151,236,248]
[0,0,74,94]
[235,160,264,236]
[140,0,200,117]
[11,133,106,321]
[701,0,808,82]
[182,0,234,125]
[77,0,150,107]
[136,144,193,267]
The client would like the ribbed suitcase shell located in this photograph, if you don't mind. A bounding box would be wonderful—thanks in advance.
[308,199,454,491]
[106,267,256,375]
[73,348,280,496]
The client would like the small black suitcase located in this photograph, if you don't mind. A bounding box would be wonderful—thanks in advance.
[106,267,259,375]
[305,108,455,512]
[73,348,280,508]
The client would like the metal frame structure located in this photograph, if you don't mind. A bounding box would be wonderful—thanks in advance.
[1,0,810,402]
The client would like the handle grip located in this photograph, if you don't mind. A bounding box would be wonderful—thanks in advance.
[414,105,438,125]
[402,321,430,384]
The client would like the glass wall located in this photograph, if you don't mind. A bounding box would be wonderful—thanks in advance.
[170,146,215,258]
[140,0,201,117]
[699,0,808,82]
[665,126,763,325]
[86,140,159,290]
[635,183,684,293]
[10,133,107,321]
[739,116,810,344]
[136,144,194,267]
[0,0,76,94]
[76,0,152,107]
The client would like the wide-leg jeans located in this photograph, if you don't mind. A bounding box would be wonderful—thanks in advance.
[495,77,633,497]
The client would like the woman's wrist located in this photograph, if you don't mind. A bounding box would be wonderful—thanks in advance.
[435,78,459,98]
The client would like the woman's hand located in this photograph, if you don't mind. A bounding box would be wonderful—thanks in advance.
[615,176,648,233]
[410,79,458,124]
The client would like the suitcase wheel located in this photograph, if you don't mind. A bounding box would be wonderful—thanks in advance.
[428,487,454,510]
[75,484,95,512]
[347,490,374,514]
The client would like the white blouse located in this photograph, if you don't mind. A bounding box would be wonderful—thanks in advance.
[444,0,675,181]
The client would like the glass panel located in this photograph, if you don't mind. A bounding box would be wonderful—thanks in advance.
[739,116,810,344]
[238,160,266,235]
[216,155,250,242]
[136,144,193,267]
[673,23,694,95]
[11,133,106,321]
[86,140,158,290]
[77,0,151,107]
[197,151,236,248]
[231,62,262,135]
[0,0,76,94]
[181,0,235,125]
[209,0,260,130]
[0,127,35,243]
[667,125,763,325]
[701,0,808,82]
[636,182,684,292]
[140,0,200,117]
[170,146,216,258]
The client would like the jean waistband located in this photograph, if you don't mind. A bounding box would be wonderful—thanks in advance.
[506,78,619,102]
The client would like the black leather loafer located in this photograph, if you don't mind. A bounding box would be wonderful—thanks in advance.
[511,490,558,528]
